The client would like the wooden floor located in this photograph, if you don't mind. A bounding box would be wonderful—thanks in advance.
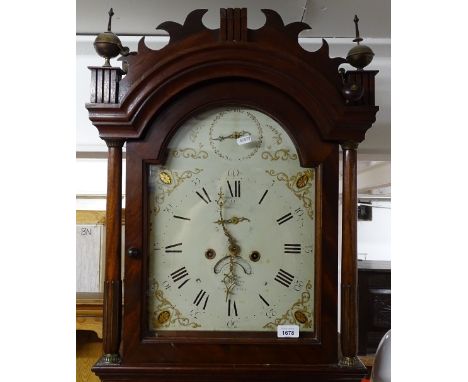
[358,354,375,379]
[76,331,102,382]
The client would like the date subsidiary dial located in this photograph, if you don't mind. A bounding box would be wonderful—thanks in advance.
[209,108,263,161]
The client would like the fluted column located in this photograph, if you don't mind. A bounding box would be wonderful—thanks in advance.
[101,139,124,364]
[339,141,359,366]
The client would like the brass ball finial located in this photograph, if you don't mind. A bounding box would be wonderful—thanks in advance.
[93,8,130,67]
[346,15,374,70]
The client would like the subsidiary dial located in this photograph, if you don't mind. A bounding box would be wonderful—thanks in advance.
[209,108,263,161]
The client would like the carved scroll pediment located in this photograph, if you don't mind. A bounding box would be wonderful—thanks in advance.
[119,8,346,97]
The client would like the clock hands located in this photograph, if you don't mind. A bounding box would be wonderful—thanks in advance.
[211,130,251,142]
[213,216,250,225]
[214,190,251,301]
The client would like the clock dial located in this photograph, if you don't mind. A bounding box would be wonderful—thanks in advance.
[148,107,315,332]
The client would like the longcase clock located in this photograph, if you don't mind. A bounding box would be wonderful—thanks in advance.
[86,8,378,382]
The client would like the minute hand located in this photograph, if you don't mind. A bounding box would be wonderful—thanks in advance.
[212,130,250,142]
[215,191,243,301]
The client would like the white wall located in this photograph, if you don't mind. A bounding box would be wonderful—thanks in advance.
[76,158,126,211]
[357,200,391,261]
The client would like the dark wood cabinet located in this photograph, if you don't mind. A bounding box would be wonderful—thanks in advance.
[357,260,391,355]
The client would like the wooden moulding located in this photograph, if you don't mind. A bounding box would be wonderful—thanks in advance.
[76,210,126,225]
[220,8,247,42]
[344,70,378,106]
[92,364,368,382]
[76,292,104,339]
[76,210,107,225]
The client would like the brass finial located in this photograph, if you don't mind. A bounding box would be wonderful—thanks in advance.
[93,8,130,67]
[346,14,374,70]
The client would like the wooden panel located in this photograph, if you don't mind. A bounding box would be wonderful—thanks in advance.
[76,211,126,293]
[76,225,103,293]
[76,210,125,225]
[77,210,106,225]
[88,67,124,104]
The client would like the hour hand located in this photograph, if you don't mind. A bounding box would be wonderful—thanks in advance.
[214,216,250,225]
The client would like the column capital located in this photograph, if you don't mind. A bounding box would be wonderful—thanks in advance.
[105,139,125,148]
[340,141,359,151]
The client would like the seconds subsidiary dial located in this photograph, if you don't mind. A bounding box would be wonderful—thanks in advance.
[147,107,315,332]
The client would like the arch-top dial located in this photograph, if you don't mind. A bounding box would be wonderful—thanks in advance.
[148,107,315,332]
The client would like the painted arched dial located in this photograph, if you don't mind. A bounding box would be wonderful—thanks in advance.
[147,107,315,332]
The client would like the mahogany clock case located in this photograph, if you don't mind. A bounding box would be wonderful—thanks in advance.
[86,7,378,382]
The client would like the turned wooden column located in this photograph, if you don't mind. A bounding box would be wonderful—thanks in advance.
[102,139,124,364]
[340,141,359,366]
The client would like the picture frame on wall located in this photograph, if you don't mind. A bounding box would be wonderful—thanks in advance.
[358,201,373,221]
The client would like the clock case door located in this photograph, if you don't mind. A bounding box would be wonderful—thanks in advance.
[123,80,339,366]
